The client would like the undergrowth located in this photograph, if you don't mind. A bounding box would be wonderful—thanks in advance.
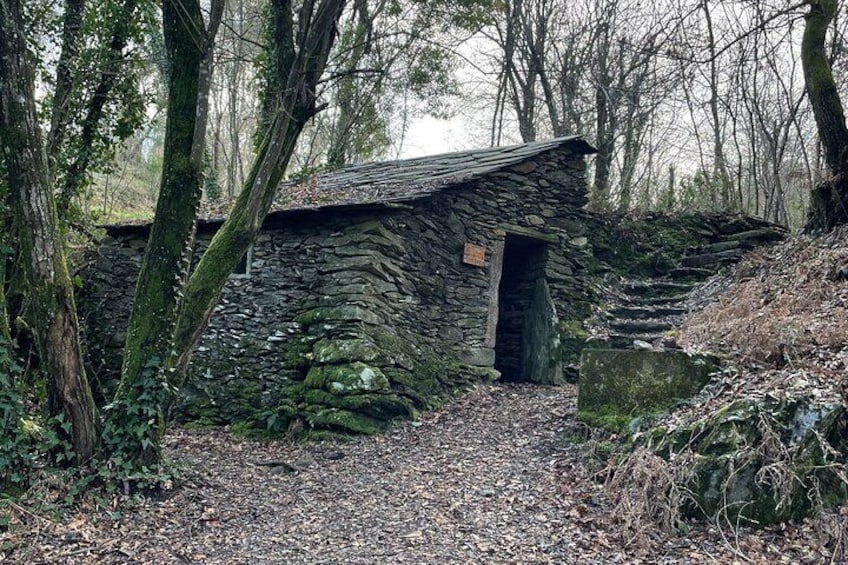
[599,225,848,558]
[680,226,848,366]
[1,346,181,528]
[605,411,848,558]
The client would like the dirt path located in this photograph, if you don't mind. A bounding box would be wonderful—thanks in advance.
[5,384,840,564]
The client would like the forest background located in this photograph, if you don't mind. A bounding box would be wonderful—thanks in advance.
[2,0,848,485]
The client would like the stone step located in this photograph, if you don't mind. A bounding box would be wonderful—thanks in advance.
[715,217,775,235]
[639,293,691,306]
[623,280,696,297]
[669,266,715,280]
[609,319,675,334]
[603,333,665,349]
[724,227,786,244]
[699,239,742,254]
[610,305,687,319]
[679,248,745,268]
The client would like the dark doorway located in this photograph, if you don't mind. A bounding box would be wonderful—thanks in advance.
[494,234,548,381]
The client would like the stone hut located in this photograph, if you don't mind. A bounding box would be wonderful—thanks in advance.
[81,136,596,434]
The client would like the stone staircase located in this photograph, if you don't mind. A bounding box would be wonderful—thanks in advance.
[588,219,786,350]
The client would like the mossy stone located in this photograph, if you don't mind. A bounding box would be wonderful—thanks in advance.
[304,362,390,394]
[645,397,847,526]
[312,338,386,364]
[306,407,385,434]
[578,349,715,415]
[303,388,414,421]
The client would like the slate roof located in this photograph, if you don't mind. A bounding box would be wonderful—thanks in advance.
[112,136,593,228]
[275,135,592,211]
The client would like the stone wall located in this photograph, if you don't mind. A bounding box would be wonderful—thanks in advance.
[80,145,593,435]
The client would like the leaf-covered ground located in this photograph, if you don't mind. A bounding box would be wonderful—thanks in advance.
[3,383,843,564]
[5,225,848,563]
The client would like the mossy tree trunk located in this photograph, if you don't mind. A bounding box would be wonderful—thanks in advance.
[0,0,98,462]
[112,0,345,469]
[170,0,346,376]
[110,0,223,467]
[802,0,848,230]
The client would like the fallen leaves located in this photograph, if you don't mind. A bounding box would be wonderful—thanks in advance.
[680,225,848,373]
[2,384,845,563]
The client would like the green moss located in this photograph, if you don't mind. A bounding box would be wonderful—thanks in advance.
[229,421,256,437]
[578,349,715,414]
[384,367,441,407]
[305,407,384,435]
[576,409,634,433]
[303,389,414,421]
[305,362,390,394]
[281,336,315,376]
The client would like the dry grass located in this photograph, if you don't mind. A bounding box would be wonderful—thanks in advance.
[680,226,848,368]
[606,447,694,541]
[603,227,848,559]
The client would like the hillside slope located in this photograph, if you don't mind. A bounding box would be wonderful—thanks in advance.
[680,225,848,376]
[608,227,848,534]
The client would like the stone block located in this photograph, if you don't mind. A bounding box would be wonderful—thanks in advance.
[305,362,391,395]
[578,349,715,414]
[460,347,495,367]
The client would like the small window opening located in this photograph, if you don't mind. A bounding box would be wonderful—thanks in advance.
[232,244,253,277]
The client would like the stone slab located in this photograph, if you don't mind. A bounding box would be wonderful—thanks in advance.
[578,349,716,414]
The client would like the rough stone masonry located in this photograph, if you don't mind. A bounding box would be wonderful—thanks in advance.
[80,137,597,435]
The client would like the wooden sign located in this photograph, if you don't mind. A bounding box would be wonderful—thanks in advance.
[462,243,486,267]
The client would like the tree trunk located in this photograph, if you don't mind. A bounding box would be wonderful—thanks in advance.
[109,0,220,467]
[702,0,733,211]
[591,21,612,211]
[326,2,362,168]
[58,0,141,217]
[802,0,848,230]
[112,0,344,470]
[592,86,612,210]
[170,0,346,377]
[46,0,84,176]
[0,0,98,462]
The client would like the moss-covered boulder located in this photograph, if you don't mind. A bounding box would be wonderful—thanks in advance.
[645,397,847,525]
[303,388,414,422]
[312,338,387,365]
[304,407,386,435]
[578,349,715,415]
[305,362,391,394]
